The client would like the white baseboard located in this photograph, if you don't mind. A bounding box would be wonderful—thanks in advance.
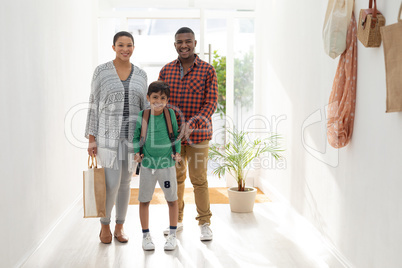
[15,195,82,268]
[256,177,355,268]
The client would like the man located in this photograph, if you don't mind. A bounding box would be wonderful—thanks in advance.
[159,27,218,241]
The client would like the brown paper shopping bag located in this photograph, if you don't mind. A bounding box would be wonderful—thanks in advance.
[381,4,402,113]
[83,155,106,218]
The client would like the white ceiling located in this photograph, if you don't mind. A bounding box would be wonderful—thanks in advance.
[99,0,257,10]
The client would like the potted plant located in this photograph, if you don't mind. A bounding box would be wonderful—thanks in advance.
[209,128,284,212]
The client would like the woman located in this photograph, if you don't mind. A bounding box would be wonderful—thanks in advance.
[85,31,148,244]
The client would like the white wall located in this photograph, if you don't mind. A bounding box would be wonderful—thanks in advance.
[0,0,97,267]
[255,0,402,267]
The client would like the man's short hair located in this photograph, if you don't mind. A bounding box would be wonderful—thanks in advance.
[175,27,195,37]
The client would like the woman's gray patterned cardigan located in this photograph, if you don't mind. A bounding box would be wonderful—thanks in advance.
[85,61,148,170]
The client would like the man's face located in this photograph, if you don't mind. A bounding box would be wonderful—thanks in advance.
[174,33,197,60]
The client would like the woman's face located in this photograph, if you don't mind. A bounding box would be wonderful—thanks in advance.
[112,36,134,61]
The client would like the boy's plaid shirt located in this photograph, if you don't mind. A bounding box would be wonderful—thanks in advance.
[159,55,218,145]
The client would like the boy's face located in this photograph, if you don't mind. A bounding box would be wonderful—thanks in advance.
[147,91,168,115]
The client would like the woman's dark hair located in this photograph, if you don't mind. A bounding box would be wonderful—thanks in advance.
[175,27,195,37]
[148,81,170,98]
[113,31,134,46]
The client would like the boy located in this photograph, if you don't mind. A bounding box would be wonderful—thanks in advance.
[133,81,181,251]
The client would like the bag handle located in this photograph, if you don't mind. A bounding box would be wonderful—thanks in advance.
[88,155,98,169]
[368,0,378,18]
[368,0,379,28]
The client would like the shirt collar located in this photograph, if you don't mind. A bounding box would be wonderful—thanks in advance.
[175,54,199,66]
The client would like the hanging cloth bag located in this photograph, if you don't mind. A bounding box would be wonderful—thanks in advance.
[380,4,402,113]
[83,155,106,218]
[327,13,358,148]
[323,0,354,59]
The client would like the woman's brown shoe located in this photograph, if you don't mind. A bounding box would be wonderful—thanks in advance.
[99,230,113,244]
[114,231,129,243]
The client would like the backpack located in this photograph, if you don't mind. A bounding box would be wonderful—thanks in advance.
[135,107,177,175]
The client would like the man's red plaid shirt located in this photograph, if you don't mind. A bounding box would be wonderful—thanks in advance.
[159,55,218,145]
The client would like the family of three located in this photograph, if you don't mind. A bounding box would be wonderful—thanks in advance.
[85,27,218,251]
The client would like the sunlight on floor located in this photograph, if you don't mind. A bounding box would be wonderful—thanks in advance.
[22,200,344,268]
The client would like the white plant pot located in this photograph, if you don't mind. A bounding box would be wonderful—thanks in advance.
[227,187,257,213]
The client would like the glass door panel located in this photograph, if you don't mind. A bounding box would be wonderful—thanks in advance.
[233,18,255,131]
[204,18,228,146]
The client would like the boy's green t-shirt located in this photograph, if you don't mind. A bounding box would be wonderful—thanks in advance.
[133,108,181,169]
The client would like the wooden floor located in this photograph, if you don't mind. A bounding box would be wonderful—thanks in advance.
[22,199,344,268]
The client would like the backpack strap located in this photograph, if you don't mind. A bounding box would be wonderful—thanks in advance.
[136,109,151,175]
[163,107,177,156]
[139,109,151,155]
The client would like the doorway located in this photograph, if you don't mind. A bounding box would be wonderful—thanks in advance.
[98,8,255,130]
[98,8,256,187]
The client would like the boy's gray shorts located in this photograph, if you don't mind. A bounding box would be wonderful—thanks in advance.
[138,166,178,202]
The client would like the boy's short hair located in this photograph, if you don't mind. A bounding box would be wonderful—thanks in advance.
[148,81,170,98]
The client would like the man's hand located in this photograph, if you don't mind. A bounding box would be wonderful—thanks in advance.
[177,123,194,141]
[134,153,144,163]
[88,135,97,156]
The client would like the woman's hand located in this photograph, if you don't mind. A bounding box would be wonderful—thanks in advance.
[172,153,182,162]
[88,135,97,156]
[134,153,144,163]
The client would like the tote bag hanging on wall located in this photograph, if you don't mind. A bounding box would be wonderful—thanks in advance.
[327,13,357,148]
[380,4,402,113]
[83,155,106,218]
[323,0,354,59]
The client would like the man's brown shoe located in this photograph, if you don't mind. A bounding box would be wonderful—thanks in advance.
[114,232,129,243]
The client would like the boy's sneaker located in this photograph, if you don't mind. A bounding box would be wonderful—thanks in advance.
[164,234,177,251]
[163,222,183,235]
[200,223,213,241]
[142,233,155,251]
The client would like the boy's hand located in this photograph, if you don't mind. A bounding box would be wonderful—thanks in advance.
[172,153,181,162]
[134,153,144,163]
